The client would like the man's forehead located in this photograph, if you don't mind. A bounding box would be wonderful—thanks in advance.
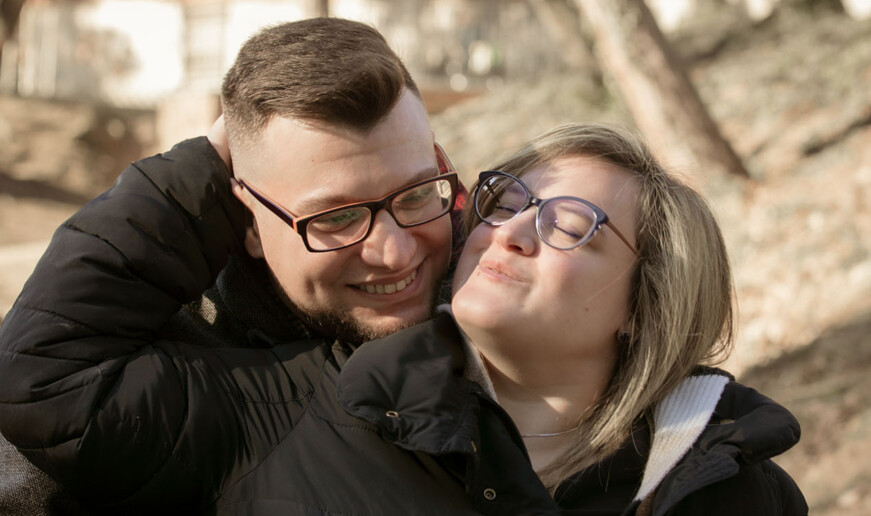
[244,90,435,210]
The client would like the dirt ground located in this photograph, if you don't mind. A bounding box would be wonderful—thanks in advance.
[1,3,870,513]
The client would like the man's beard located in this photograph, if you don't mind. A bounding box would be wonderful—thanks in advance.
[266,266,447,345]
[274,282,443,346]
[288,304,434,346]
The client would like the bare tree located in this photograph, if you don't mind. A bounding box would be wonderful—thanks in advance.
[316,0,329,17]
[572,0,749,179]
[1,0,27,52]
[528,0,601,84]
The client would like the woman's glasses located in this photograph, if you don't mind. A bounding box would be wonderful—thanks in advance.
[239,144,458,253]
[473,170,638,255]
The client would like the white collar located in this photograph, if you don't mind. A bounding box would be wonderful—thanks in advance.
[634,373,729,501]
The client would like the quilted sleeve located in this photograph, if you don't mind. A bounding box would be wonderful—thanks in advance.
[0,137,268,512]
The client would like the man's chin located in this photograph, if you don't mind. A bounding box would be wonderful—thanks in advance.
[353,319,417,343]
[292,305,434,345]
[346,305,439,342]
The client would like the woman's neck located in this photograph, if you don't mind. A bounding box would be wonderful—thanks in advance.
[486,358,603,434]
[480,352,612,470]
[457,321,616,470]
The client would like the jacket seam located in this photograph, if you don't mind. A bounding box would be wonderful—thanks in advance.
[215,350,332,503]
[217,498,367,516]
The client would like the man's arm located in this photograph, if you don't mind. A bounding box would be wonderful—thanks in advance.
[0,138,258,510]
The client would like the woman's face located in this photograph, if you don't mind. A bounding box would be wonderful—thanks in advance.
[451,156,639,365]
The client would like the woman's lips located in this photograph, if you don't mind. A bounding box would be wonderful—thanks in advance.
[478,259,526,282]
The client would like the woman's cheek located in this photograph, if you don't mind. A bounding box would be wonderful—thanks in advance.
[451,253,476,298]
[451,225,490,298]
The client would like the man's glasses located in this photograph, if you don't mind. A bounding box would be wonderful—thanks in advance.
[239,144,459,252]
[473,170,638,255]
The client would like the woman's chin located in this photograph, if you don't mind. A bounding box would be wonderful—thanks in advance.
[452,295,514,334]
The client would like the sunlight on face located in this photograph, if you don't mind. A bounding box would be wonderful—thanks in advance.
[233,91,453,343]
[452,156,639,368]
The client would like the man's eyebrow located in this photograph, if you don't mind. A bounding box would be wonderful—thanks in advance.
[294,166,441,215]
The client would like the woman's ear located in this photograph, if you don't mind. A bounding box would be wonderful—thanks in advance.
[616,330,631,346]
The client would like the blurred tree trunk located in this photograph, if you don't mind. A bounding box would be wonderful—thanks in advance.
[572,0,750,179]
[316,0,329,17]
[528,0,602,85]
[1,0,27,50]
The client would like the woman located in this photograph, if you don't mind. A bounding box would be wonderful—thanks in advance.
[340,123,806,515]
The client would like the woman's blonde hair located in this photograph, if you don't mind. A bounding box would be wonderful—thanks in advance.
[464,123,735,490]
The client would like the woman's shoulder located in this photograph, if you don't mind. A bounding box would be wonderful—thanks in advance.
[709,370,801,460]
[651,369,807,515]
[665,457,807,515]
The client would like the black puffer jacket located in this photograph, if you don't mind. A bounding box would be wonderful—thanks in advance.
[0,137,487,515]
[0,138,806,515]
[340,314,808,516]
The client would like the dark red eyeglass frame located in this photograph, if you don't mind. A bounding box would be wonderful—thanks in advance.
[238,143,459,252]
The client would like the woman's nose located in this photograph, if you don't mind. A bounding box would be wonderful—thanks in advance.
[494,208,538,255]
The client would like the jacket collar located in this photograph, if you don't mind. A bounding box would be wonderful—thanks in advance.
[634,372,730,502]
[201,253,316,345]
[703,375,801,462]
[638,370,802,515]
[337,314,558,514]
[338,312,802,513]
[437,304,498,401]
[337,312,482,456]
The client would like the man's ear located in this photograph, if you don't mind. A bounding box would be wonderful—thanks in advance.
[243,218,265,259]
[231,178,265,259]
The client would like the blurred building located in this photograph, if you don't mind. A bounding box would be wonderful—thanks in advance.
[0,0,574,146]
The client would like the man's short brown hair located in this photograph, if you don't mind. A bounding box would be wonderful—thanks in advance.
[221,17,420,146]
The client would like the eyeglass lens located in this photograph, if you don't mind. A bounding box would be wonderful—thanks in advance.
[305,176,455,251]
[475,173,599,250]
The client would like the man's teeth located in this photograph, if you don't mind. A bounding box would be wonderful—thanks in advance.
[361,270,417,294]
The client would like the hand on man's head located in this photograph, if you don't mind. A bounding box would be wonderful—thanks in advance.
[208,114,233,174]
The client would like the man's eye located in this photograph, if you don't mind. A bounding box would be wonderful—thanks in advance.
[310,209,366,232]
[395,185,435,209]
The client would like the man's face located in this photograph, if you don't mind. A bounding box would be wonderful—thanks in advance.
[232,90,452,343]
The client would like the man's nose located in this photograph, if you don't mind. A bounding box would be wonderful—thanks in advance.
[360,209,417,269]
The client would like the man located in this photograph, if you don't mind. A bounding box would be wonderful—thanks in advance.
[218,18,461,344]
[0,18,471,514]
